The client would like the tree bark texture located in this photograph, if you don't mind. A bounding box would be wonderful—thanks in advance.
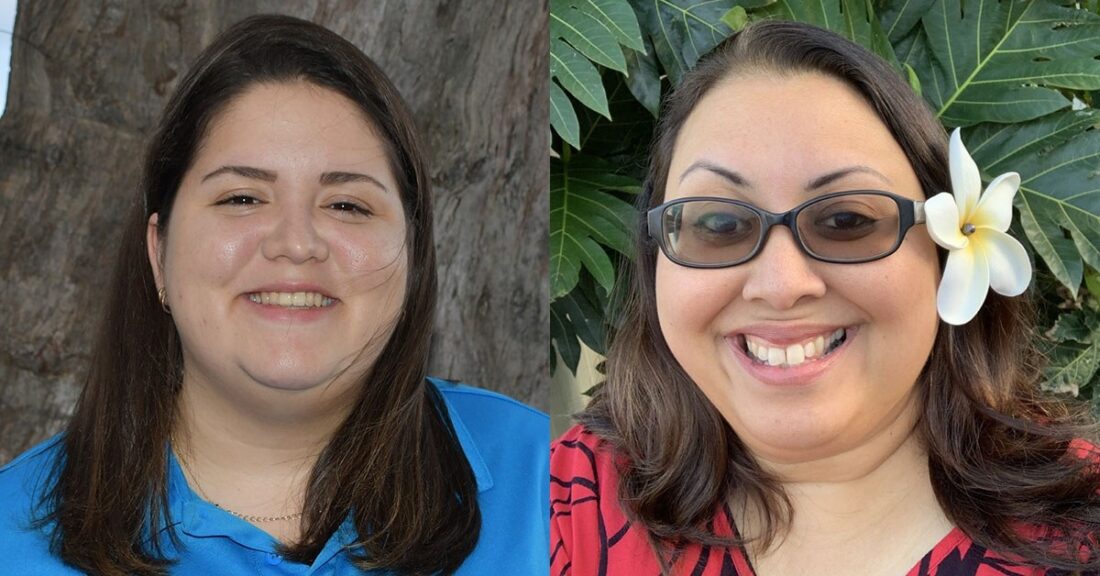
[0,0,549,463]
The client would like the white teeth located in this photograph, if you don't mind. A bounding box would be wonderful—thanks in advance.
[743,329,848,368]
[248,291,334,308]
[786,344,805,364]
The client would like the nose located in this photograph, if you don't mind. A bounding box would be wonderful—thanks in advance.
[740,227,826,310]
[260,205,330,263]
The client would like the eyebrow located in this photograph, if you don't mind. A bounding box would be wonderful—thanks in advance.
[806,166,893,190]
[679,161,893,191]
[201,165,389,193]
[679,161,748,187]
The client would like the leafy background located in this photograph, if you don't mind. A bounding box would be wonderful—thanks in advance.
[549,0,1100,414]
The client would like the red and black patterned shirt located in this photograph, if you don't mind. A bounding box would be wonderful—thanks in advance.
[551,425,1086,576]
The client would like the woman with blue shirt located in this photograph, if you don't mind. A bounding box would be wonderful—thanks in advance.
[0,14,547,575]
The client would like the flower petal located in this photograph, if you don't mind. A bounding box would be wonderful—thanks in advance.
[973,229,1031,297]
[924,192,968,250]
[949,128,981,221]
[971,172,1020,232]
[937,245,990,326]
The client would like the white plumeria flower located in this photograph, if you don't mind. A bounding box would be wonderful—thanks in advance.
[924,128,1032,325]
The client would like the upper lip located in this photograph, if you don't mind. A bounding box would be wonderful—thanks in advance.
[246,282,337,300]
[730,323,850,346]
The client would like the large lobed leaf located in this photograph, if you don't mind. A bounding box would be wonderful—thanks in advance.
[630,0,737,85]
[750,0,899,66]
[551,272,610,373]
[902,0,1100,126]
[1042,309,1100,398]
[551,0,647,148]
[550,153,640,300]
[965,109,1100,293]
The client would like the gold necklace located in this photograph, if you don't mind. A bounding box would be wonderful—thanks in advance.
[176,450,304,523]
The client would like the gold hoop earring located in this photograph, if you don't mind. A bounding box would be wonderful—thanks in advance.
[158,287,171,314]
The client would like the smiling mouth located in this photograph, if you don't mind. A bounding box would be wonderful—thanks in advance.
[740,328,849,368]
[248,291,336,309]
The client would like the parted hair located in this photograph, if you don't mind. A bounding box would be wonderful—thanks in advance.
[580,20,1100,573]
[37,14,479,576]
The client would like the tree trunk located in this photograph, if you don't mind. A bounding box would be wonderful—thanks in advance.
[0,0,548,463]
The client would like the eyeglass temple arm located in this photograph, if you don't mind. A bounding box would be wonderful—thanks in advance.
[913,200,926,224]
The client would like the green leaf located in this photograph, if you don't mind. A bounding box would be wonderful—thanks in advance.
[551,304,582,373]
[551,154,639,299]
[625,34,663,117]
[965,109,1100,294]
[1048,308,1100,343]
[551,38,612,119]
[553,277,609,355]
[913,0,1100,126]
[1042,310,1100,397]
[749,0,899,67]
[580,0,646,52]
[1043,338,1100,397]
[630,0,737,85]
[904,62,922,95]
[879,0,935,43]
[721,6,750,31]
[552,0,629,73]
[1087,268,1100,301]
[550,81,582,150]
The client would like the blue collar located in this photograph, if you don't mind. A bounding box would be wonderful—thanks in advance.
[429,376,494,493]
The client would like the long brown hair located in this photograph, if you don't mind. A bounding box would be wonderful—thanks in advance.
[580,20,1100,572]
[36,14,479,576]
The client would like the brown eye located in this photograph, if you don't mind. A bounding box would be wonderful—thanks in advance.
[327,201,373,216]
[215,194,262,206]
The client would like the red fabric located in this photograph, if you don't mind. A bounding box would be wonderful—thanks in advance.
[551,425,1068,576]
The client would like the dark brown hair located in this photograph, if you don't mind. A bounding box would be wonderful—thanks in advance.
[37,14,479,576]
[581,20,1100,572]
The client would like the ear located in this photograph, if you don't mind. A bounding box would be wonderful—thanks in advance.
[147,213,164,289]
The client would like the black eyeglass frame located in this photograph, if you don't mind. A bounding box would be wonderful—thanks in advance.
[646,190,927,269]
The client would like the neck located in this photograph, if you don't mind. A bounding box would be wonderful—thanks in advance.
[171,368,357,524]
[740,399,953,563]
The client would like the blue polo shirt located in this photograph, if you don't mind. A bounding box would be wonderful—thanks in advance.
[0,379,549,574]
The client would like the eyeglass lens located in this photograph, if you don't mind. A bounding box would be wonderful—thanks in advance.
[662,193,902,266]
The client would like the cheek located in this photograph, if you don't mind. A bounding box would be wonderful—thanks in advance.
[333,223,410,296]
[857,243,941,372]
[655,257,734,351]
[165,218,258,288]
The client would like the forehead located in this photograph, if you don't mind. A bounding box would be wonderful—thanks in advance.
[198,81,392,170]
[665,72,921,202]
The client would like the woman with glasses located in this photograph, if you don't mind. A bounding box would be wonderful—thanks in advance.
[0,15,547,575]
[551,21,1100,575]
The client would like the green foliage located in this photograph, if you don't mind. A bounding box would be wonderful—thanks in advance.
[550,150,639,300]
[895,0,1100,126]
[631,0,738,85]
[966,109,1100,292]
[550,0,647,148]
[1043,309,1100,397]
[548,0,1100,415]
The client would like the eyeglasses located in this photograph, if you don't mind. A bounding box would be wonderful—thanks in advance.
[647,191,926,268]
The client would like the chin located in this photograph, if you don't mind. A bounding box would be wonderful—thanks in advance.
[243,355,353,393]
[734,408,851,459]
